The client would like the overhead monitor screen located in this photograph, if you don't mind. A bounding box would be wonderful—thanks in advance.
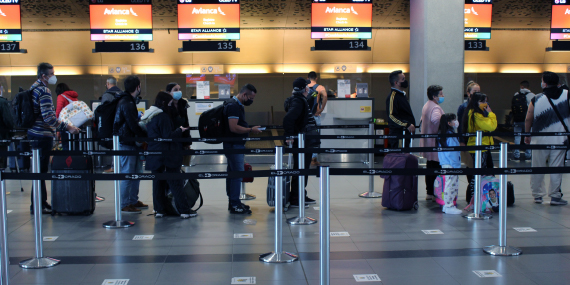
[551,0,570,40]
[464,0,492,40]
[90,0,153,41]
[0,1,21,41]
[178,0,240,40]
[311,0,372,39]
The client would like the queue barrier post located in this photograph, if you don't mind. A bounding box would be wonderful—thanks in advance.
[287,133,317,225]
[260,146,298,263]
[320,165,330,285]
[359,122,381,198]
[464,130,492,220]
[484,143,522,256]
[86,126,93,152]
[0,172,10,284]
[102,135,135,229]
[239,182,256,200]
[19,149,60,269]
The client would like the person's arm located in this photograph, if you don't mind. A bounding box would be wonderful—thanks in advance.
[226,104,261,135]
[37,88,70,132]
[430,107,443,126]
[474,112,498,132]
[389,92,411,128]
[124,100,147,137]
[314,86,327,116]
[283,98,303,136]
[157,114,184,139]
[524,102,534,144]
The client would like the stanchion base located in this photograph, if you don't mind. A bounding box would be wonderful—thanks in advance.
[483,245,522,256]
[19,257,60,269]
[239,193,256,200]
[463,212,492,220]
[259,251,299,263]
[359,192,382,198]
[287,216,317,225]
[102,220,135,228]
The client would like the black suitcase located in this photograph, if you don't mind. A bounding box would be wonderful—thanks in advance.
[50,155,95,215]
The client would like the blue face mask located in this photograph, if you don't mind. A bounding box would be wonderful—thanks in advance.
[438,96,444,104]
[172,91,182,100]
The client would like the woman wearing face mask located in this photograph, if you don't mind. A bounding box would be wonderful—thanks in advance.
[165,82,191,150]
[437,113,462,214]
[462,92,497,207]
[420,85,444,201]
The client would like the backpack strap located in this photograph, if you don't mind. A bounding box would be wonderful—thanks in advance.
[546,90,570,143]
[61,94,74,105]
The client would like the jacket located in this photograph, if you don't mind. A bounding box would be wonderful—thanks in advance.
[386,88,416,130]
[438,133,461,169]
[420,100,443,161]
[457,101,468,143]
[101,86,122,105]
[28,79,67,138]
[466,109,497,152]
[145,112,184,170]
[113,92,146,145]
[138,106,163,132]
[56,90,79,118]
[0,97,13,146]
[283,93,312,137]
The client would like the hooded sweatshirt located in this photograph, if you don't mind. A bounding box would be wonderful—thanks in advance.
[138,106,163,132]
[56,90,79,118]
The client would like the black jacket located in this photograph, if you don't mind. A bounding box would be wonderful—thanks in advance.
[283,93,312,137]
[386,88,416,130]
[0,97,13,146]
[113,92,146,145]
[145,112,184,170]
[171,98,191,146]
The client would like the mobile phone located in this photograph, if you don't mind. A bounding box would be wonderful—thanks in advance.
[258,127,266,131]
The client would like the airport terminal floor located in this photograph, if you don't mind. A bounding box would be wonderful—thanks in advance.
[1,157,570,285]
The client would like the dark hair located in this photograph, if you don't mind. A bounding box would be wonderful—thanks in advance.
[166,82,179,92]
[55,83,72,95]
[462,92,488,134]
[239,84,257,96]
[154,91,174,111]
[437,113,457,147]
[542,71,559,87]
[37,62,53,79]
[308,71,318,81]
[427,85,443,100]
[520,80,530,89]
[389,70,403,87]
[124,75,141,94]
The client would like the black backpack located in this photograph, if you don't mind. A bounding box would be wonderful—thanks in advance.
[198,100,229,144]
[511,92,528,123]
[93,98,121,149]
[11,86,39,128]
[306,84,320,114]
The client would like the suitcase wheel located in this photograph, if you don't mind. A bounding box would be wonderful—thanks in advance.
[413,201,419,210]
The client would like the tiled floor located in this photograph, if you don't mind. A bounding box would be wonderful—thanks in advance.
[1,158,570,285]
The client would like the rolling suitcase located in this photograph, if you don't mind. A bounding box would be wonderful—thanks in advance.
[380,153,419,210]
[50,155,96,215]
[266,145,293,211]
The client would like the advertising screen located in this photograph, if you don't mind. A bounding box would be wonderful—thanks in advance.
[551,0,570,40]
[178,0,240,40]
[464,0,492,40]
[0,1,21,41]
[311,0,372,39]
[90,0,153,41]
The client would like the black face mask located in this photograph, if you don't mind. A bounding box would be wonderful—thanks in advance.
[400,80,409,89]
[244,94,253,106]
[135,95,142,105]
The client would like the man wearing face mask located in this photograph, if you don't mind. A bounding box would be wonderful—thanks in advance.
[28,62,80,214]
[224,84,262,214]
[420,85,444,200]
[113,75,148,214]
[386,70,416,148]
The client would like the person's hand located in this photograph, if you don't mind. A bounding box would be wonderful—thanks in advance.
[460,142,466,147]
[180,126,189,132]
[486,105,492,113]
[251,126,262,134]
[286,139,294,145]
[67,125,80,134]
[524,137,531,144]
[314,112,321,117]
[408,124,416,134]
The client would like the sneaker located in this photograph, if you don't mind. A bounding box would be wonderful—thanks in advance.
[121,205,142,214]
[311,157,320,167]
[534,197,543,204]
[289,201,309,208]
[95,195,105,202]
[425,195,434,201]
[155,212,165,218]
[551,198,568,206]
[30,208,51,215]
[228,202,250,211]
[133,201,148,209]
[230,204,252,214]
[43,203,52,210]
[180,210,198,219]
[305,197,317,204]
[442,205,463,215]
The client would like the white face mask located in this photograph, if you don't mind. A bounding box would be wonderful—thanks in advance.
[47,75,57,85]
[452,120,459,129]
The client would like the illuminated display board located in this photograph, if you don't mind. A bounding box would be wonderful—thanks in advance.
[551,0,570,40]
[90,0,153,41]
[311,0,372,39]
[464,0,492,40]
[0,0,21,41]
[178,0,240,40]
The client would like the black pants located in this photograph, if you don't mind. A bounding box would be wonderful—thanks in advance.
[0,145,6,169]
[152,166,190,215]
[388,127,410,149]
[467,151,494,201]
[30,137,52,209]
[290,141,312,202]
[425,160,441,196]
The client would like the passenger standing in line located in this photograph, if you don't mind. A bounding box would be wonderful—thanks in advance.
[525,71,568,206]
[511,80,534,161]
[55,83,79,150]
[386,70,415,148]
[420,85,444,201]
[165,82,191,153]
[101,76,122,105]
[458,81,480,201]
[437,113,463,214]
[224,84,262,214]
[462,92,497,206]
[0,84,12,171]
[307,71,327,167]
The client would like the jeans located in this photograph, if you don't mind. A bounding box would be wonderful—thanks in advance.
[513,122,531,159]
[119,144,143,208]
[29,136,53,209]
[152,166,190,215]
[224,143,245,207]
[312,115,321,159]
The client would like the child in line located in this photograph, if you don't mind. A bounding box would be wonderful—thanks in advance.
[437,113,463,214]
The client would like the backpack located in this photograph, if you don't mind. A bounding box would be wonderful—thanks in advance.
[93,97,121,149]
[306,84,320,114]
[165,170,203,215]
[11,86,39,128]
[511,92,528,123]
[198,100,229,144]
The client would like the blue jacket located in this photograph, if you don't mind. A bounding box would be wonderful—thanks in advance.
[438,133,461,168]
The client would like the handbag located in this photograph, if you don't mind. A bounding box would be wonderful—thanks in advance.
[59,95,94,127]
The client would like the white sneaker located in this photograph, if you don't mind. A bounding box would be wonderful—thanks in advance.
[442,205,463,215]
[426,195,434,201]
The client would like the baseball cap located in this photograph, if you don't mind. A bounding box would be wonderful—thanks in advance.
[293,77,310,91]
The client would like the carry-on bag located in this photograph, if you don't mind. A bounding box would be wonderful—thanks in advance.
[50,155,95,215]
[267,145,293,211]
[465,176,515,213]
[243,163,254,183]
[380,153,419,211]
[433,175,457,206]
[167,169,203,215]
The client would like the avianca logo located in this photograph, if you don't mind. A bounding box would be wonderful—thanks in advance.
[104,7,138,16]
[325,6,358,15]
[464,7,478,15]
[0,9,5,17]
[565,8,570,15]
[192,7,225,15]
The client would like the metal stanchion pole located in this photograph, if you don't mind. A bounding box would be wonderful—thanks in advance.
[260,146,298,263]
[360,122,381,198]
[320,165,330,285]
[464,131,492,220]
[103,135,134,228]
[288,133,317,225]
[0,172,10,284]
[19,149,60,269]
[239,182,256,200]
[86,126,93,152]
[67,133,72,151]
[484,143,522,256]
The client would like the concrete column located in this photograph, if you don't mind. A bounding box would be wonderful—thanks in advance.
[409,0,465,118]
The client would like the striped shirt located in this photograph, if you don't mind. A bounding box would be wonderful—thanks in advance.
[27,79,67,138]
[532,88,570,146]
